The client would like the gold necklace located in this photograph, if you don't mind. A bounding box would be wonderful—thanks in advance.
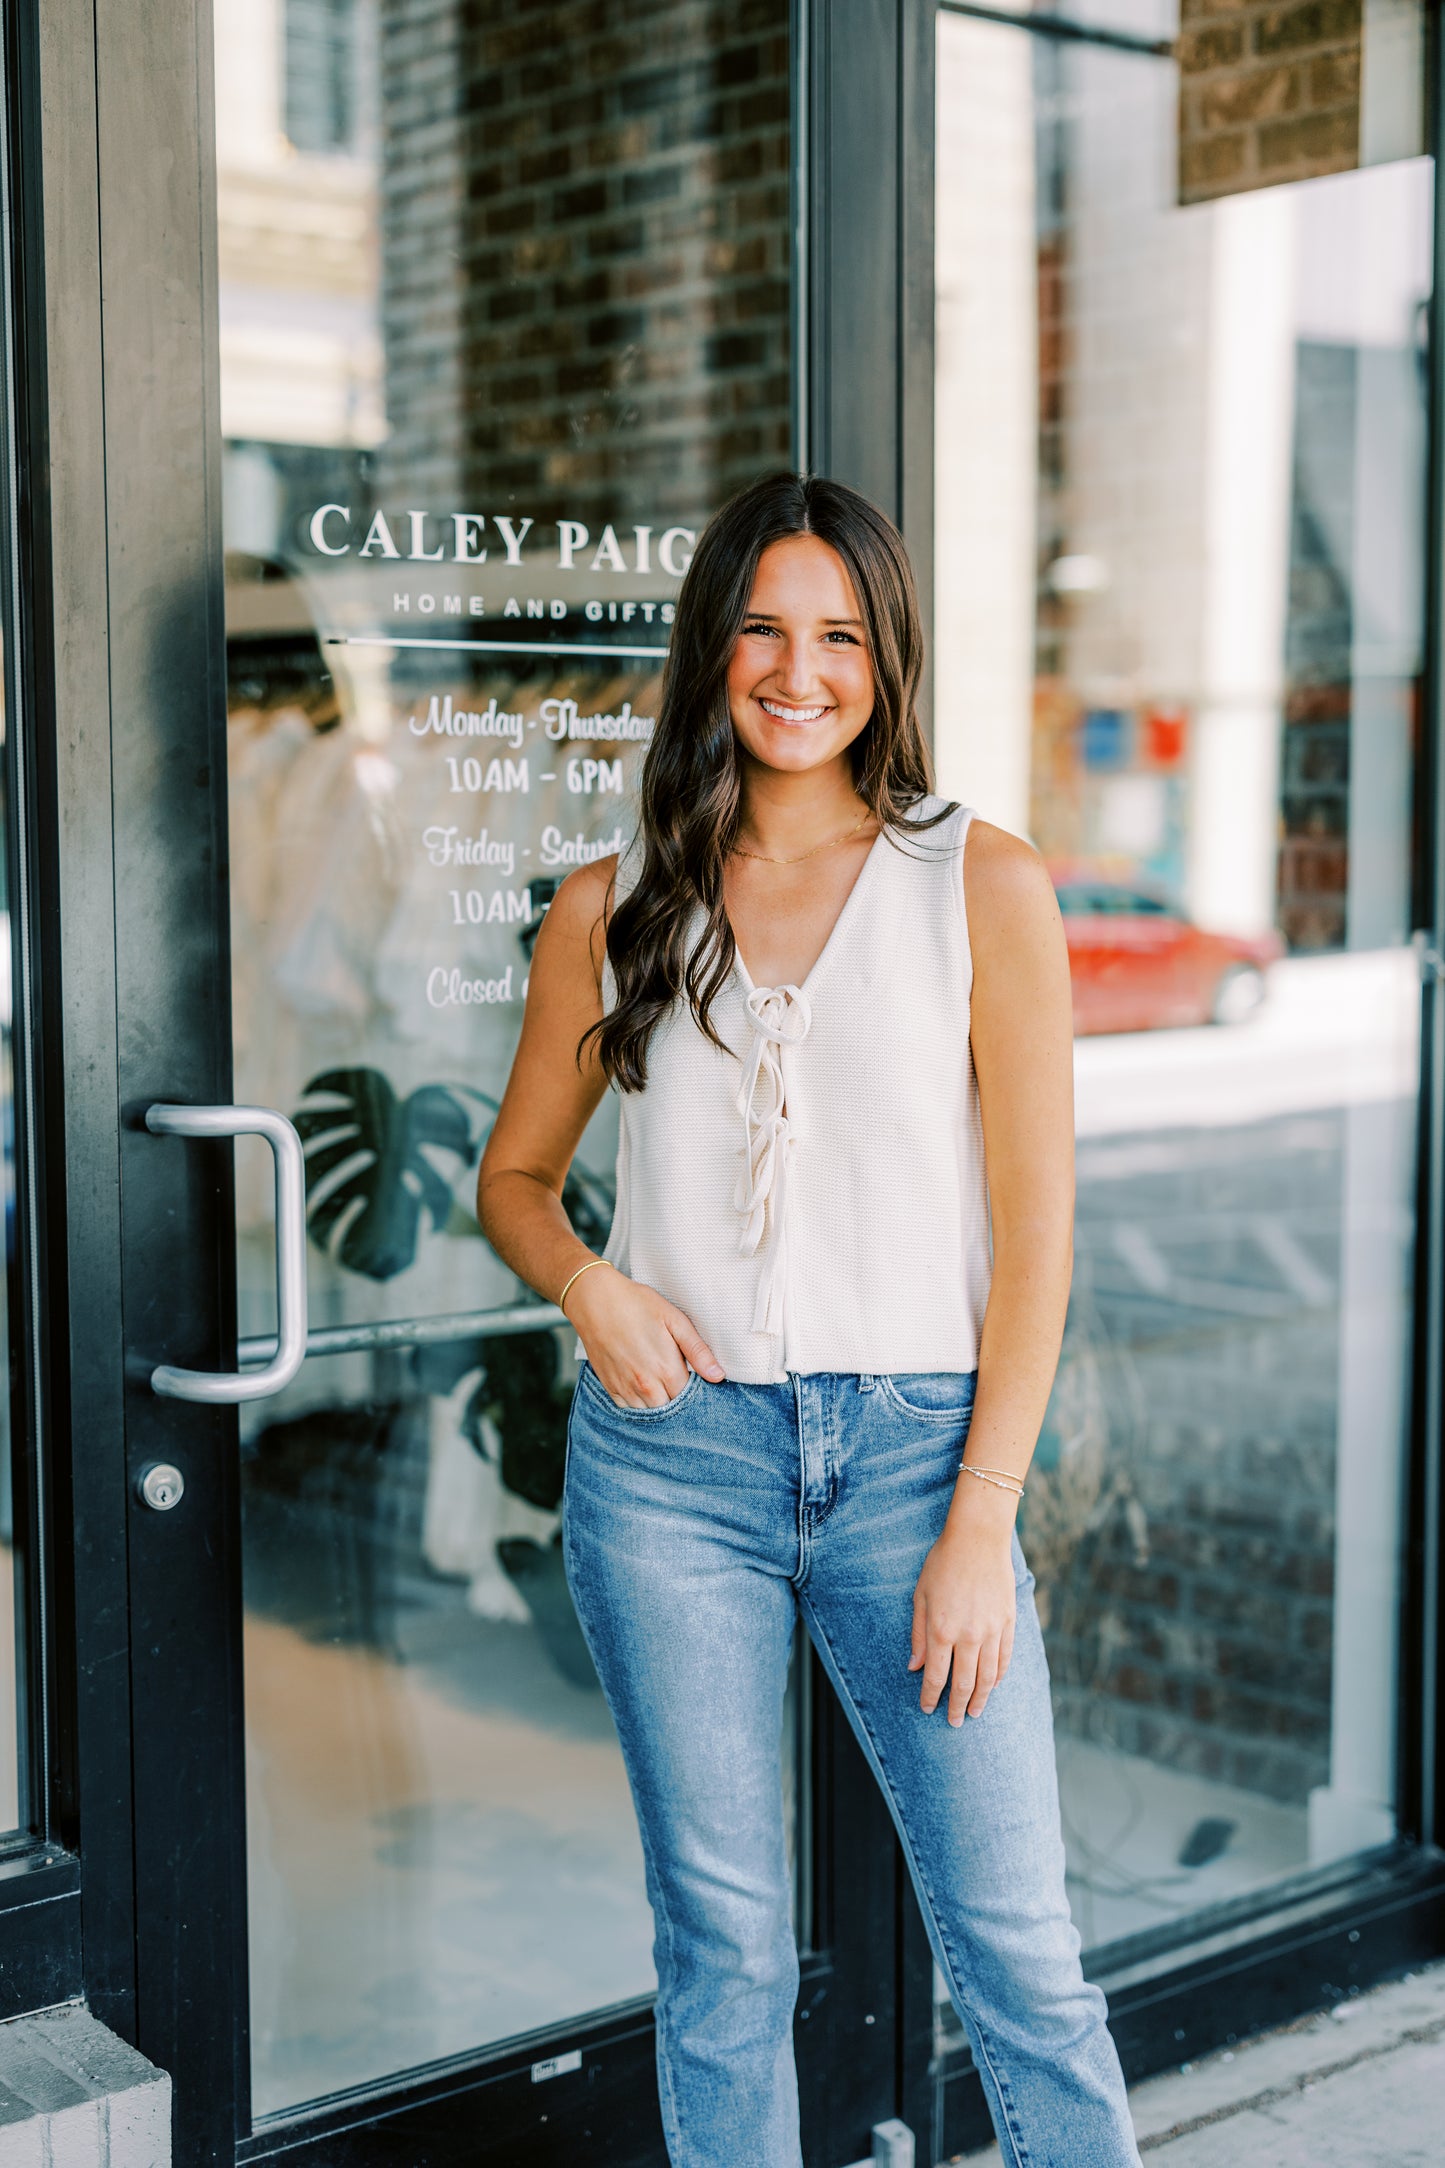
[731,809,873,867]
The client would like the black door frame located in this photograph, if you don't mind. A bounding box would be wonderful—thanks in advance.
[21,0,248,2145]
[10,1,944,2163]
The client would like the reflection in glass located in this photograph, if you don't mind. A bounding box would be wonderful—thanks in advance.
[935,4,1427,2012]
[951,0,1180,42]
[215,0,792,2114]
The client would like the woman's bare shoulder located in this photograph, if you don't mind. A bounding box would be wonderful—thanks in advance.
[548,853,618,930]
[963,817,1057,904]
[961,818,1064,960]
[538,853,621,984]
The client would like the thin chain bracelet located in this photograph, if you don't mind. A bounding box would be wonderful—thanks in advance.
[961,1465,1026,1500]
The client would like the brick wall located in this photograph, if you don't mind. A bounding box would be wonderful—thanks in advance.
[1047,1316,1336,1806]
[1279,344,1354,950]
[376,0,469,507]
[1178,0,1362,206]
[1039,1116,1341,1808]
[377,0,792,529]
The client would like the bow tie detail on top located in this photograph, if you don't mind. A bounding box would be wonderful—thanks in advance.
[735,982,812,1337]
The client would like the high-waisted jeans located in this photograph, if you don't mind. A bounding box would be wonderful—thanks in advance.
[562,1364,1141,2168]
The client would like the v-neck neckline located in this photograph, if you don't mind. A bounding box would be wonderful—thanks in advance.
[729,823,889,998]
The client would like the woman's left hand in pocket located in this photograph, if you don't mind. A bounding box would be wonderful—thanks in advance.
[909,1494,1018,1725]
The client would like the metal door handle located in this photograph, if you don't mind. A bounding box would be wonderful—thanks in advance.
[144,1104,309,1403]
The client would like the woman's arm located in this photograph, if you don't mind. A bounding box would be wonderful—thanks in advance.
[910,819,1075,1726]
[477,860,725,1406]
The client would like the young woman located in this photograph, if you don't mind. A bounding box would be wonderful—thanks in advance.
[478,474,1141,2168]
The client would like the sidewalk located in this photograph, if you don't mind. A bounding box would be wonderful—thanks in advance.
[957,1957,1445,2164]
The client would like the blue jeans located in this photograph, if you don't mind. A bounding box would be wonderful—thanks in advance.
[563,1365,1141,2168]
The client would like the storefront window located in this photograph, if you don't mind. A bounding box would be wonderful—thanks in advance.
[935,0,1428,2002]
[215,0,792,2116]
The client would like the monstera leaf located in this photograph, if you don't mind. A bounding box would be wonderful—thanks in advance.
[468,1329,574,1510]
[294,1068,495,1281]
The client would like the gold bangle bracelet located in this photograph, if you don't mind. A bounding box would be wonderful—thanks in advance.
[558,1257,611,1316]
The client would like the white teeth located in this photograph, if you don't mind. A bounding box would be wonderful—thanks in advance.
[759,699,827,722]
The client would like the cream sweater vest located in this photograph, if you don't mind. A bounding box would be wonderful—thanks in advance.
[599,797,991,1384]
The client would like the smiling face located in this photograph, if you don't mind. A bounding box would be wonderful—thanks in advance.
[725,534,876,779]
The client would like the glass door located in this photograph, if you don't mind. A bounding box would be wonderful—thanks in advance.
[218,0,797,2135]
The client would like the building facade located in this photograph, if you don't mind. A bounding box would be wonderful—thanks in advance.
[0,0,1439,2162]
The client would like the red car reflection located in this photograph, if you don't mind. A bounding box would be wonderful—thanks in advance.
[1048,867,1283,1036]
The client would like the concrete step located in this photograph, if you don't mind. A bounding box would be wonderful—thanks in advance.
[0,2006,169,2168]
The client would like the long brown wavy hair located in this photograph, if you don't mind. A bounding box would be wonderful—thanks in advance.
[588,471,950,1091]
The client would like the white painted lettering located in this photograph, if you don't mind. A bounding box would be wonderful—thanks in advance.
[539,824,625,868]
[591,523,627,573]
[422,826,517,874]
[448,888,533,926]
[408,510,445,562]
[360,509,401,558]
[494,515,534,566]
[426,964,515,1009]
[453,513,488,563]
[557,520,589,569]
[411,695,526,747]
[659,526,694,577]
[309,503,351,555]
[566,756,624,794]
[542,697,655,744]
[440,754,529,792]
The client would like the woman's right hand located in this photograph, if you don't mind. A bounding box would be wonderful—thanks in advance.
[476,862,725,1406]
[567,1265,725,1407]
